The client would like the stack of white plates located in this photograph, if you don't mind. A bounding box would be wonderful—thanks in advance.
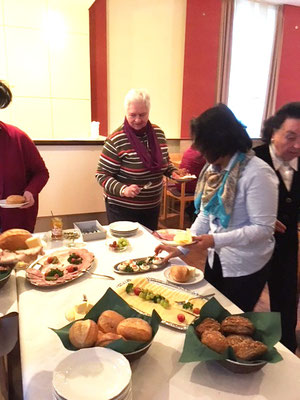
[52,348,132,400]
[109,221,139,237]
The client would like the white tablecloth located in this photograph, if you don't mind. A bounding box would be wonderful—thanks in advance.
[12,225,300,399]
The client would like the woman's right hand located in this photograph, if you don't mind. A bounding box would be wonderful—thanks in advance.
[154,244,183,263]
[122,184,141,198]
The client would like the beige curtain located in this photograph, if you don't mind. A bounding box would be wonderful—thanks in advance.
[216,0,235,104]
[263,5,284,119]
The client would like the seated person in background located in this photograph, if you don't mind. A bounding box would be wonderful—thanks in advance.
[175,145,206,221]
[254,102,300,353]
[0,81,49,233]
[96,88,183,231]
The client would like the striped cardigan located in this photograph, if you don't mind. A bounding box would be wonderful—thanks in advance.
[96,123,176,209]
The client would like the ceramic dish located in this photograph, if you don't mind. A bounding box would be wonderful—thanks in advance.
[174,174,197,181]
[164,266,204,285]
[154,229,196,246]
[0,200,29,208]
[113,256,166,274]
[52,347,132,400]
[109,221,139,233]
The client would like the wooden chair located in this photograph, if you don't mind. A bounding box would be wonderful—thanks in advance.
[169,153,182,169]
[161,177,195,229]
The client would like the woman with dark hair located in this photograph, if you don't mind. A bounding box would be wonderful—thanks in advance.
[0,81,49,232]
[254,102,300,353]
[156,104,278,312]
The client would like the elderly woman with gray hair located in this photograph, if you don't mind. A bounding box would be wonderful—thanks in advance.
[96,89,182,231]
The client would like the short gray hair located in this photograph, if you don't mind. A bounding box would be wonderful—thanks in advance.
[124,88,150,111]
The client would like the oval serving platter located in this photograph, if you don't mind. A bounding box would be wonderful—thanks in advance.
[116,277,206,331]
[113,256,166,274]
[26,248,95,287]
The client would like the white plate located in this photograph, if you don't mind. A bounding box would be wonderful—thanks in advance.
[109,221,139,233]
[53,347,132,400]
[0,200,29,208]
[175,174,197,181]
[154,229,196,247]
[164,266,204,285]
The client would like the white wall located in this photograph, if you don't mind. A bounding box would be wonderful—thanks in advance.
[37,145,105,217]
[0,0,93,140]
[107,0,187,138]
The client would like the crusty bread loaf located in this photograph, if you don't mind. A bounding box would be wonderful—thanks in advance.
[0,229,32,251]
[117,318,152,342]
[6,195,26,204]
[169,265,190,282]
[69,319,98,349]
[221,316,255,336]
[195,318,221,338]
[95,332,123,347]
[97,310,125,333]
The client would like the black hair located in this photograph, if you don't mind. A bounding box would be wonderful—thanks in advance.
[261,102,300,144]
[190,103,252,162]
[0,81,12,109]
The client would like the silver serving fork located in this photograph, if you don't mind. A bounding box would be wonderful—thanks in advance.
[175,293,215,305]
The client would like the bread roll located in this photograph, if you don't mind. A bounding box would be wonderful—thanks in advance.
[97,310,125,333]
[6,195,26,204]
[170,265,190,282]
[221,316,255,336]
[195,318,221,338]
[96,332,123,347]
[0,229,32,251]
[117,318,152,342]
[201,330,228,354]
[69,319,98,349]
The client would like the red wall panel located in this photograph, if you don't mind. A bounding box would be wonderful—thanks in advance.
[89,0,108,136]
[180,0,222,138]
[276,5,300,109]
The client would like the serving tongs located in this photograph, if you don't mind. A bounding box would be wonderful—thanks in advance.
[175,293,215,305]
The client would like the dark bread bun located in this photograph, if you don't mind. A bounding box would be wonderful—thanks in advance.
[195,318,221,338]
[0,229,32,251]
[6,195,26,204]
[201,330,228,354]
[221,316,255,336]
[117,318,152,342]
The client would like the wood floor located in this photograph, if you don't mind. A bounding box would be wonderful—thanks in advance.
[158,213,300,357]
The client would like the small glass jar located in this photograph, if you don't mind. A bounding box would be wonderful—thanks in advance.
[51,217,63,240]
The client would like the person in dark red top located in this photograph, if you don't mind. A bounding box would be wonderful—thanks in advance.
[175,145,206,221]
[0,81,49,232]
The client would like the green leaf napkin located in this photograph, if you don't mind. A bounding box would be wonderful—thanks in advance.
[179,297,283,363]
[51,287,161,353]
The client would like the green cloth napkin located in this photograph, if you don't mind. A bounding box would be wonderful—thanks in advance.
[179,297,283,363]
[51,287,161,353]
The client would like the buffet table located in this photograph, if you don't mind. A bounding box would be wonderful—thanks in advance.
[6,225,300,399]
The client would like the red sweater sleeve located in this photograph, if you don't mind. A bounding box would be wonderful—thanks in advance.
[20,133,49,195]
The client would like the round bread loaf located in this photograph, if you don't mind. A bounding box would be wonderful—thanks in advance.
[117,318,152,342]
[96,332,123,347]
[69,319,98,349]
[201,330,228,354]
[221,316,255,336]
[97,310,125,333]
[195,317,221,338]
[169,265,190,282]
[6,195,26,204]
[0,229,32,251]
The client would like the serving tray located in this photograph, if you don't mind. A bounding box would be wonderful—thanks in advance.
[116,277,205,331]
[113,256,166,274]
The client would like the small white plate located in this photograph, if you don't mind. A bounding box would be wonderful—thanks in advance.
[0,200,29,208]
[53,347,132,400]
[175,174,197,181]
[164,266,204,285]
[109,221,139,233]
